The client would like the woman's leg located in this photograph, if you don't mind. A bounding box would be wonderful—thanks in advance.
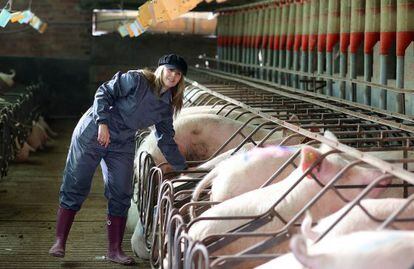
[101,151,135,265]
[49,136,104,258]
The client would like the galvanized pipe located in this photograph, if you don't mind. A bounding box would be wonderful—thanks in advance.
[279,3,289,84]
[363,0,381,106]
[293,0,303,89]
[379,0,396,110]
[308,0,319,84]
[265,4,276,81]
[349,0,365,102]
[317,0,329,94]
[339,0,351,99]
[395,0,414,114]
[286,1,296,86]
[272,4,282,83]
[326,0,340,96]
[300,0,311,90]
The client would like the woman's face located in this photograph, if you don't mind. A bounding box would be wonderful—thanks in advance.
[162,67,182,89]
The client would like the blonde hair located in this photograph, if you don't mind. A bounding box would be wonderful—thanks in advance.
[140,66,185,116]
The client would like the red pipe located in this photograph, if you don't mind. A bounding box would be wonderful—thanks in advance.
[294,2,303,52]
[286,5,296,51]
[254,6,264,49]
[280,6,288,51]
[267,3,277,50]
[380,1,396,55]
[396,1,414,56]
[317,0,328,53]
[301,0,310,52]
[349,3,365,54]
[340,33,350,53]
[364,0,381,54]
[397,31,414,56]
[327,34,340,52]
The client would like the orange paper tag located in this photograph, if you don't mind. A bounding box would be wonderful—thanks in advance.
[38,22,48,34]
[10,12,24,23]
[125,23,134,37]
[138,1,155,26]
[178,0,201,13]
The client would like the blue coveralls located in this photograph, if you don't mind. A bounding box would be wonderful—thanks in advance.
[59,71,187,217]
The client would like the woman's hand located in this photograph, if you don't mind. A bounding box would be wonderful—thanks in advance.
[97,124,110,148]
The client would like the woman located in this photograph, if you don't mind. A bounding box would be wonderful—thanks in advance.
[49,54,188,265]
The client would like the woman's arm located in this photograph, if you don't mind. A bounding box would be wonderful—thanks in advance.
[92,71,138,125]
[154,116,187,171]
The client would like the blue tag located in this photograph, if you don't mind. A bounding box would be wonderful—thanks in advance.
[0,9,12,27]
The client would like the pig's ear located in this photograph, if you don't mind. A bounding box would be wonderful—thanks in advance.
[324,130,338,141]
[290,234,327,268]
[318,130,338,153]
[300,146,322,178]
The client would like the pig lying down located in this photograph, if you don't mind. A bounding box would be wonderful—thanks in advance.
[187,141,384,268]
[301,198,414,242]
[189,145,301,218]
[135,113,290,175]
[130,113,301,259]
[257,230,414,269]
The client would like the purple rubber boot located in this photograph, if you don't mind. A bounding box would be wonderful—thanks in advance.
[49,207,76,258]
[106,215,135,265]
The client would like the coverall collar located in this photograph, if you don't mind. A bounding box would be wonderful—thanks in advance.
[159,88,172,104]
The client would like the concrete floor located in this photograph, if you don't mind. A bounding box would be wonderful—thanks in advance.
[0,119,149,268]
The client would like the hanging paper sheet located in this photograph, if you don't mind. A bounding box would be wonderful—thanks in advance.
[138,1,155,26]
[18,10,33,24]
[38,22,47,33]
[118,25,129,37]
[178,0,201,14]
[30,16,42,30]
[10,11,24,23]
[0,9,12,27]
[152,0,182,21]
